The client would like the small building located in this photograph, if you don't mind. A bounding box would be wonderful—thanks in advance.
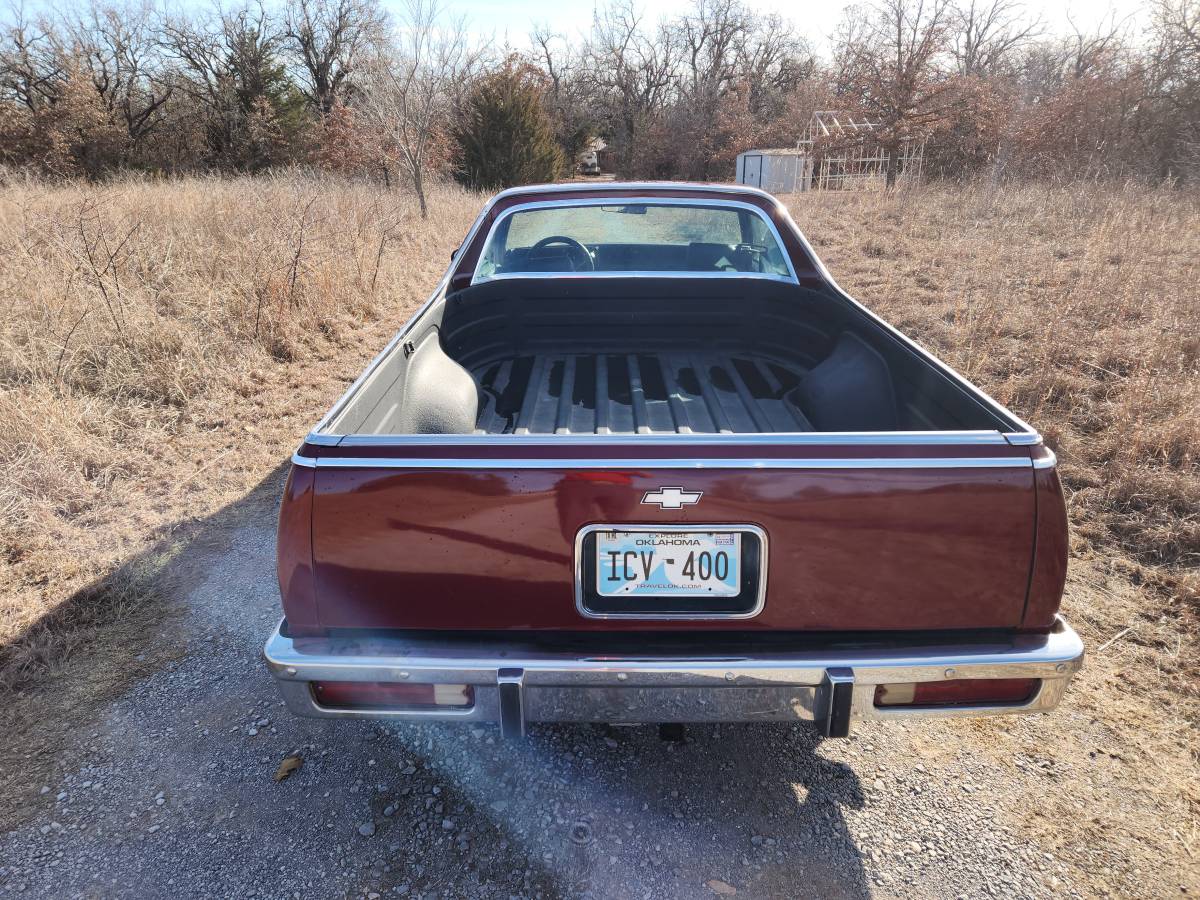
[735,149,812,193]
[735,112,926,192]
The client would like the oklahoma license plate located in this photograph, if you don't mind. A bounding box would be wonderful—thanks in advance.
[596,531,741,597]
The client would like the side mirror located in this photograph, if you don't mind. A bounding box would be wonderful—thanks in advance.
[450,247,459,261]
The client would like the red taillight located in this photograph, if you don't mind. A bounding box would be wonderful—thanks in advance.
[874,678,1038,708]
[311,681,474,711]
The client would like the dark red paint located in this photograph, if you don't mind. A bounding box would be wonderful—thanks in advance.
[300,455,1036,633]
[1022,445,1070,630]
[277,464,320,634]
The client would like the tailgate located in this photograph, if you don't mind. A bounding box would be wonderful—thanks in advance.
[305,440,1035,632]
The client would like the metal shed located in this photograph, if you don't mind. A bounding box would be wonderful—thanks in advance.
[735,149,812,194]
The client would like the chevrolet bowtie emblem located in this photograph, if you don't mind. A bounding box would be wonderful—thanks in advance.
[641,487,703,509]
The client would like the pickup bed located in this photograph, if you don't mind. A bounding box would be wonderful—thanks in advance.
[264,182,1082,738]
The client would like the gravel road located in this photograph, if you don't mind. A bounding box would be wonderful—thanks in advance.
[0,491,1093,899]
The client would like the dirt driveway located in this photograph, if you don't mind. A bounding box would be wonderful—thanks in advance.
[0,473,1194,899]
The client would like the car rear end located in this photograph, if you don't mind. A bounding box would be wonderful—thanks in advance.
[264,183,1082,738]
[265,436,1080,738]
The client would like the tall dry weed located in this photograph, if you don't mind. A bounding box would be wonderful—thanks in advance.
[0,173,481,687]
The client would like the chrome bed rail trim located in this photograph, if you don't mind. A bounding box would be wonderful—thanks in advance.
[1032,448,1058,469]
[303,433,343,447]
[294,455,1033,471]
[333,430,1017,447]
[472,269,796,283]
[263,617,1084,733]
[1003,431,1043,446]
[488,181,783,201]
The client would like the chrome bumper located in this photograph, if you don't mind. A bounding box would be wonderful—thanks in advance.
[262,617,1083,738]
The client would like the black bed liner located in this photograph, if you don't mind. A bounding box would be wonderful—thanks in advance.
[323,277,1022,437]
[471,350,812,435]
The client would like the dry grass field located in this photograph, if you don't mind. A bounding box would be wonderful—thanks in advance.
[0,175,482,690]
[6,177,1193,686]
[0,175,1197,890]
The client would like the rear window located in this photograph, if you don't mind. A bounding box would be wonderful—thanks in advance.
[474,201,794,282]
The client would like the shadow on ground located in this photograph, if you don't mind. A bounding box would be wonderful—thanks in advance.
[0,458,868,899]
[0,462,290,831]
[367,719,870,899]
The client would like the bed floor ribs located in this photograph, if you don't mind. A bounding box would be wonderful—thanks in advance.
[471,351,812,435]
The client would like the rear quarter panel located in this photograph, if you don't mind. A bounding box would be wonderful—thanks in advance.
[1023,446,1069,630]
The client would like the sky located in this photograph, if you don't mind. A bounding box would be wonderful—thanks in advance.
[407,0,1154,51]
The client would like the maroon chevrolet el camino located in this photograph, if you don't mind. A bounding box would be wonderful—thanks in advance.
[264,182,1083,739]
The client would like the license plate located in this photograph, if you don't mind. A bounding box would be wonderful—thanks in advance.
[595,530,741,598]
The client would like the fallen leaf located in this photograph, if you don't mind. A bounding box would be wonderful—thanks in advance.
[706,879,736,896]
[274,754,303,782]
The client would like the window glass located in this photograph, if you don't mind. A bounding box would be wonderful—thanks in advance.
[475,203,792,280]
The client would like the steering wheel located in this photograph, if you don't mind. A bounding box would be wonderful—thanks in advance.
[528,235,594,271]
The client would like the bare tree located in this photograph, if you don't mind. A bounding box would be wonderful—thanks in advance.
[160,3,301,171]
[530,26,595,159]
[834,0,957,185]
[0,3,65,112]
[1153,0,1200,74]
[1063,11,1129,80]
[547,0,817,180]
[952,0,1040,76]
[1147,0,1200,177]
[65,2,174,157]
[1012,14,1133,108]
[585,0,680,176]
[678,0,744,101]
[283,0,385,115]
[357,0,466,217]
[736,12,815,118]
[160,5,277,113]
[657,0,815,178]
